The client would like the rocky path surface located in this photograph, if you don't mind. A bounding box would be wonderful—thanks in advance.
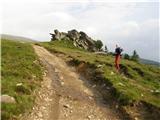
[21,45,123,120]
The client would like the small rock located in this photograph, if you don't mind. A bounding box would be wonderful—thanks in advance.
[63,104,70,108]
[44,70,48,73]
[60,76,63,80]
[134,117,138,120]
[92,85,96,88]
[117,82,125,86]
[110,71,114,75]
[61,81,64,86]
[115,104,119,109]
[89,96,93,100]
[57,93,62,97]
[122,76,128,80]
[102,84,106,87]
[1,95,16,103]
[32,75,36,78]
[87,115,92,119]
[37,112,43,117]
[33,60,38,64]
[55,69,59,72]
[106,87,110,90]
[43,72,47,77]
[150,90,154,93]
[150,90,160,93]
[97,64,102,68]
[44,97,50,101]
[41,106,46,110]
[64,113,68,117]
[16,83,23,86]
[70,110,73,113]
[141,94,144,97]
[155,89,160,93]
[67,95,71,99]
[48,98,52,102]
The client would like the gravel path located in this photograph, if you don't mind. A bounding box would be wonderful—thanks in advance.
[20,45,123,120]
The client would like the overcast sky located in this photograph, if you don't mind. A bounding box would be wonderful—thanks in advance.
[1,0,160,62]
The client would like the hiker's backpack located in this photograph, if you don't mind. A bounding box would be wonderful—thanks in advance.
[115,47,123,55]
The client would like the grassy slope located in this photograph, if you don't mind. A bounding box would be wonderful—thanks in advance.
[39,40,160,108]
[1,39,43,120]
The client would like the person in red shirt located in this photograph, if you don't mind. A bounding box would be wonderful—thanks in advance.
[115,44,123,72]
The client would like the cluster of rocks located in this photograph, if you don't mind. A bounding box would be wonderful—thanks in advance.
[50,29,99,51]
[1,82,30,104]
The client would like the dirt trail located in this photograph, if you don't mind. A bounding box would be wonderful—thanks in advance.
[21,45,123,120]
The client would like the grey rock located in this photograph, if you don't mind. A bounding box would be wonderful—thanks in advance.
[37,112,43,117]
[50,29,68,41]
[117,82,125,86]
[97,64,102,68]
[61,81,64,86]
[1,95,16,103]
[70,110,73,113]
[134,117,138,120]
[68,29,80,41]
[89,96,93,100]
[64,113,68,117]
[43,72,47,77]
[63,104,70,108]
[94,51,107,55]
[16,83,23,86]
[87,115,92,119]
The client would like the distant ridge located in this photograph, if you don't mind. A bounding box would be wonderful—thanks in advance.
[0,34,37,42]
[139,58,160,67]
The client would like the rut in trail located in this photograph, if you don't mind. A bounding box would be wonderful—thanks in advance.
[21,45,124,120]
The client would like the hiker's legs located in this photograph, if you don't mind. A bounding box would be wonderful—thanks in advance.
[115,55,120,72]
[115,55,118,70]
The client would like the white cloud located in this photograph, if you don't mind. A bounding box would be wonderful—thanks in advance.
[45,12,75,22]
[117,21,140,37]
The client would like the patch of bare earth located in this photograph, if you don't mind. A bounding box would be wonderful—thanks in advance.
[21,45,125,120]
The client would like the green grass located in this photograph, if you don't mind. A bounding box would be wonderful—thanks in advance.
[39,40,160,107]
[1,39,43,120]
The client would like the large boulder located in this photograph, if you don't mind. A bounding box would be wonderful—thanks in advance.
[68,29,80,41]
[79,31,96,51]
[54,29,61,40]
[50,29,68,41]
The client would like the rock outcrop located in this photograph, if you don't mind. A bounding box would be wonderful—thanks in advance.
[50,29,100,51]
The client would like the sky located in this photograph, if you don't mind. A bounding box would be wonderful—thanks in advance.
[1,0,160,62]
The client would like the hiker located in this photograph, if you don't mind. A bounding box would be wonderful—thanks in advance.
[115,44,123,72]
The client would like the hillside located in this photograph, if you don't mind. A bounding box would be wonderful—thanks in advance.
[1,39,43,120]
[139,58,160,67]
[1,36,160,120]
[38,39,160,119]
[1,34,37,43]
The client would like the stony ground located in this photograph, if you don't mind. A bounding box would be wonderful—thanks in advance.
[20,45,124,120]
